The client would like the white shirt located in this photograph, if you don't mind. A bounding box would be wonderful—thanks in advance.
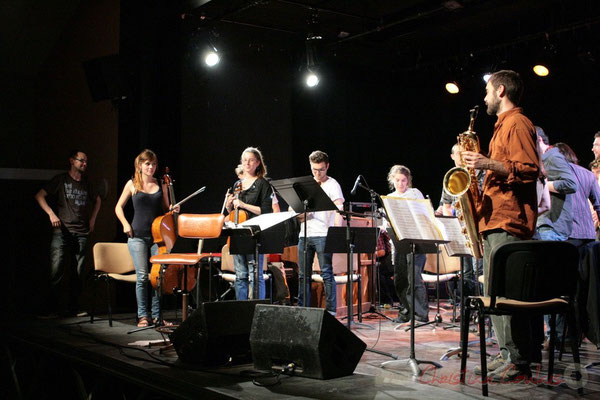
[387,187,424,200]
[299,176,344,237]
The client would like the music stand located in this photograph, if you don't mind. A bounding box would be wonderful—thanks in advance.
[225,212,294,300]
[270,177,338,309]
[381,239,445,376]
[324,226,377,329]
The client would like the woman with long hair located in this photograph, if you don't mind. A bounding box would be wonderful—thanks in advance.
[115,149,171,327]
[225,147,273,300]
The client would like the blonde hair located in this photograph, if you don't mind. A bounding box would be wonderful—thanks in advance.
[133,149,157,192]
[387,164,412,191]
[241,147,267,178]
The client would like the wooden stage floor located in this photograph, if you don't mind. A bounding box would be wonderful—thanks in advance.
[2,303,599,399]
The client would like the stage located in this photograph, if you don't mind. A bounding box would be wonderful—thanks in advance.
[2,303,599,399]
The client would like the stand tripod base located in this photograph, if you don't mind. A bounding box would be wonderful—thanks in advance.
[381,357,442,377]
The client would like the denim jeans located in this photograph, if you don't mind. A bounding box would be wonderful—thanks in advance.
[233,253,265,300]
[50,229,88,313]
[297,236,337,314]
[127,237,160,319]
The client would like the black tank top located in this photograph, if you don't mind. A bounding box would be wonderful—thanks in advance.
[131,188,163,238]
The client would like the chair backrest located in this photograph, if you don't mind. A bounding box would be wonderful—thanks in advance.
[488,240,579,302]
[93,242,135,274]
[178,213,225,239]
[220,244,268,273]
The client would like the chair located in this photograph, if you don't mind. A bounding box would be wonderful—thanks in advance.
[90,242,137,327]
[311,253,362,320]
[149,213,225,321]
[217,243,272,301]
[459,240,583,396]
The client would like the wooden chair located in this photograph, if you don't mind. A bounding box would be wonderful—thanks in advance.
[149,213,225,321]
[459,240,583,396]
[217,243,272,301]
[90,242,136,327]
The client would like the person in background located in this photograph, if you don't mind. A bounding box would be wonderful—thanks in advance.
[35,150,101,317]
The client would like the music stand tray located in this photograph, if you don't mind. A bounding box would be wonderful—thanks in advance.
[270,176,339,309]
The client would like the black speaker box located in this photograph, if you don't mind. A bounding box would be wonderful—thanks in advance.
[249,305,367,379]
[170,300,268,366]
[82,54,130,102]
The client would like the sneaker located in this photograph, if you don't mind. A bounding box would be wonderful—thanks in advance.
[474,353,505,375]
[489,361,532,383]
[392,314,410,323]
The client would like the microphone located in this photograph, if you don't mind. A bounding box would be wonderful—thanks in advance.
[350,175,362,196]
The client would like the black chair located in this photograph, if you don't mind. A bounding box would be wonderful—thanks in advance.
[459,240,583,397]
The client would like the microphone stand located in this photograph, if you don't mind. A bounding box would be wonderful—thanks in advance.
[354,180,393,322]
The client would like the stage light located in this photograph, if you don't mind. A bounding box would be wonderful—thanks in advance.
[483,73,492,83]
[445,81,460,94]
[204,50,220,67]
[305,71,319,87]
[533,64,549,77]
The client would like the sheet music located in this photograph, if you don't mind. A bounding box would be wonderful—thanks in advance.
[237,210,298,231]
[381,196,448,242]
[436,216,473,257]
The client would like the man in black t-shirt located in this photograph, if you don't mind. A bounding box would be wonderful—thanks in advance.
[35,150,101,316]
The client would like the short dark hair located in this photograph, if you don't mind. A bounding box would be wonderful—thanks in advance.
[554,142,579,165]
[309,150,329,164]
[69,149,84,159]
[489,70,524,106]
[535,126,549,145]
[594,131,600,139]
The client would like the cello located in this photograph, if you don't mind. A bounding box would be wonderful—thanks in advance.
[150,169,197,294]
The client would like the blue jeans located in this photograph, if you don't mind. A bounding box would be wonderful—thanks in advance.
[233,253,265,300]
[297,236,337,314]
[50,229,88,313]
[127,237,160,319]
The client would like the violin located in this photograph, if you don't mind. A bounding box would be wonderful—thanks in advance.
[150,168,197,294]
[225,180,249,247]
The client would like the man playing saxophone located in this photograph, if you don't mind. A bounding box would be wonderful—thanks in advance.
[461,70,540,382]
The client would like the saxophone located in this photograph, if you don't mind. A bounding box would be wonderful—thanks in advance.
[442,106,483,259]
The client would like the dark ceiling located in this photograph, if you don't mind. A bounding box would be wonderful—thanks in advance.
[181,0,600,73]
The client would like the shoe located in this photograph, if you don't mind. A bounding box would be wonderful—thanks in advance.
[137,316,150,327]
[489,361,532,383]
[474,353,505,375]
[392,314,409,323]
[153,318,173,326]
[76,311,89,318]
[415,315,429,323]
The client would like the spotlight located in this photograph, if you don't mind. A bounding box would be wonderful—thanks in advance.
[533,64,549,77]
[305,71,319,87]
[445,81,460,94]
[204,50,220,67]
[483,73,492,83]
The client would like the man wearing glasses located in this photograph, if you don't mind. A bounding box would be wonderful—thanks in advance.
[35,150,101,317]
[296,150,344,315]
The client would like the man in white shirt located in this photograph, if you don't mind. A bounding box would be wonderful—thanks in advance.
[296,150,344,315]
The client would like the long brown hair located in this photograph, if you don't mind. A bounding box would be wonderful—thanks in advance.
[133,149,157,192]
[241,147,267,178]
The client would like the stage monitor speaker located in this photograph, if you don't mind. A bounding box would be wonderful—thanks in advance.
[169,300,268,366]
[82,54,130,102]
[249,305,367,379]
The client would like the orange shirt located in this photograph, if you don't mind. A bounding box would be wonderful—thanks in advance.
[478,107,539,239]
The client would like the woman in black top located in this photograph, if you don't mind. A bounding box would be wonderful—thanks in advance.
[225,147,273,299]
[115,149,170,327]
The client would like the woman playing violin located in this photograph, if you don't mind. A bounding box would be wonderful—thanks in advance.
[115,149,171,327]
[225,147,273,300]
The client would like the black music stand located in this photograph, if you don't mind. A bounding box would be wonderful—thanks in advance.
[226,213,291,300]
[270,176,338,309]
[381,239,445,376]
[324,226,377,329]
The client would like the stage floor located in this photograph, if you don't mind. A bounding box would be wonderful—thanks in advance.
[3,303,599,399]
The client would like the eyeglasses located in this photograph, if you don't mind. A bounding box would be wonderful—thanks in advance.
[74,158,88,163]
[312,167,327,173]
